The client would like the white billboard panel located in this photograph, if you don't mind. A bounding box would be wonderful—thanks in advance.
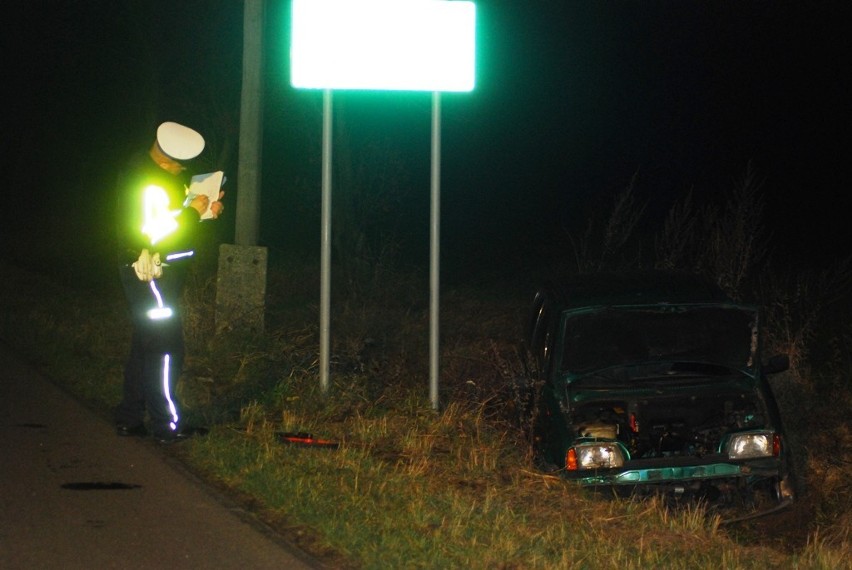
[291,0,476,92]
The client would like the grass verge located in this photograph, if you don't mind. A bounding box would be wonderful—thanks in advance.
[1,261,849,569]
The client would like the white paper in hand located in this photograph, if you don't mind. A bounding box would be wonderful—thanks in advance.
[187,171,225,220]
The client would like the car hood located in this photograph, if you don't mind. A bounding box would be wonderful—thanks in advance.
[560,303,759,382]
[567,369,759,406]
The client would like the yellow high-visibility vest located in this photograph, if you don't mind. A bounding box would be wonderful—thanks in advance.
[140,185,180,246]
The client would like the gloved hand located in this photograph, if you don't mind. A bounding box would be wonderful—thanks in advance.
[132,248,163,282]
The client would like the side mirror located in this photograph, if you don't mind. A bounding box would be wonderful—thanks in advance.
[763,354,790,374]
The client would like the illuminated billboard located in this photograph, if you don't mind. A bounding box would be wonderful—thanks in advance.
[291,0,476,92]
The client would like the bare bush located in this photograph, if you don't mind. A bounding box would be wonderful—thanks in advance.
[696,164,769,300]
[652,163,770,301]
[566,173,646,274]
[654,189,697,271]
[760,259,852,376]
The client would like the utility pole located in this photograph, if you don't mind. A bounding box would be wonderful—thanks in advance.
[234,0,264,245]
[215,0,268,335]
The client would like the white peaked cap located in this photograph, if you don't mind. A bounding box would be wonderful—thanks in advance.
[156,121,205,160]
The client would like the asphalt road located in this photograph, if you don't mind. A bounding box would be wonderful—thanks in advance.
[0,343,322,569]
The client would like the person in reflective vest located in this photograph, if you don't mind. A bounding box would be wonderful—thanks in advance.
[114,121,224,443]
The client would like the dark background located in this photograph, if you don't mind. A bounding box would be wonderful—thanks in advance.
[2,1,850,284]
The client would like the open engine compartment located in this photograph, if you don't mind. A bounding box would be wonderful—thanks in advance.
[571,388,768,460]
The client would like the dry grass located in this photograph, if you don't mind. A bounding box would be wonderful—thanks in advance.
[3,258,851,569]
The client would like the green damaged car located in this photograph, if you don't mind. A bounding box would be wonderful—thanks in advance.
[521,271,795,517]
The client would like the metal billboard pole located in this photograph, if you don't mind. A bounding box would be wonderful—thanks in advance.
[430,92,441,410]
[320,89,333,394]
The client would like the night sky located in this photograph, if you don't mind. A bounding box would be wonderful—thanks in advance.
[2,1,850,283]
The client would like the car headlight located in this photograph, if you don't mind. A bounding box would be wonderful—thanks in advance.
[566,442,625,471]
[726,431,780,459]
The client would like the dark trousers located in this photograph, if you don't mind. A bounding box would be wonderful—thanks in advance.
[115,265,187,435]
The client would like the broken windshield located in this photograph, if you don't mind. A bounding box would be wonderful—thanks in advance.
[560,305,757,376]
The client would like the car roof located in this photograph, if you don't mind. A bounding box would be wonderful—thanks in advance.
[539,270,735,310]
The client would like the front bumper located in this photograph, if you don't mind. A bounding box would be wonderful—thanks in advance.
[566,455,784,486]
[564,455,795,520]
